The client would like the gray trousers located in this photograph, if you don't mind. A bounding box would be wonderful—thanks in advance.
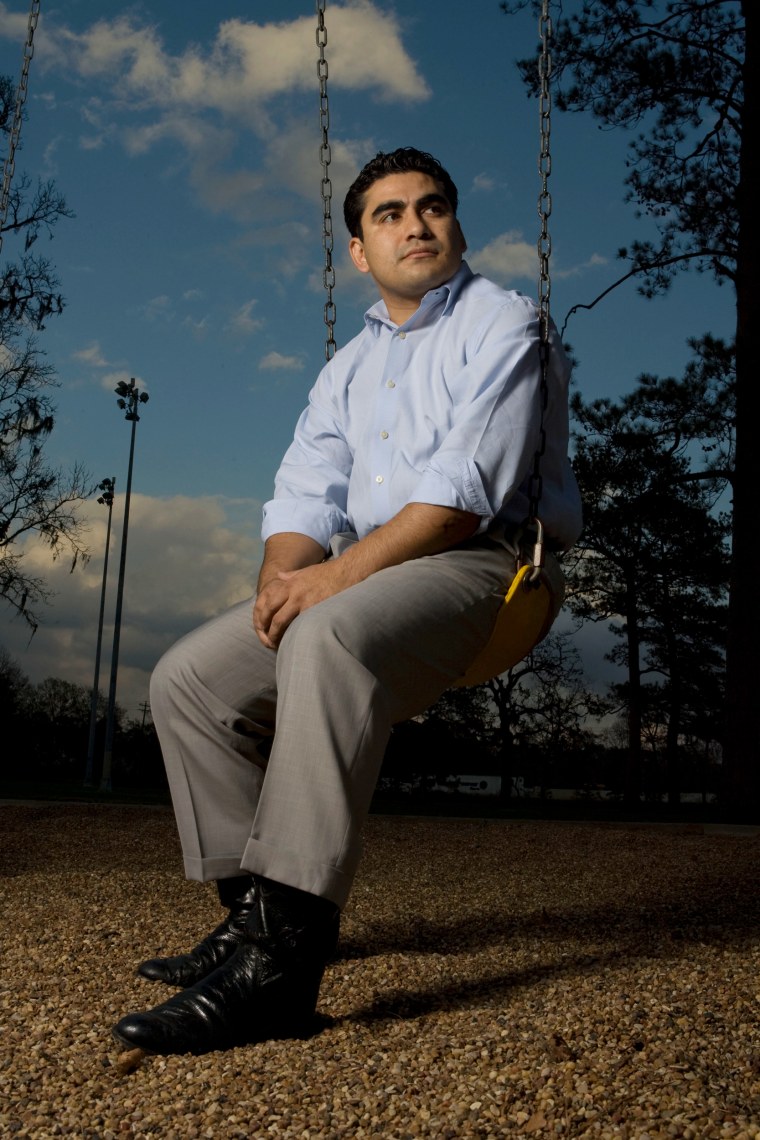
[150,533,517,909]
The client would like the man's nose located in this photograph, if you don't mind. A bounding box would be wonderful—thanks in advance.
[407,211,432,237]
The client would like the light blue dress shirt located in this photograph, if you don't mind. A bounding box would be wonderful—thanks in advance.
[262,262,582,551]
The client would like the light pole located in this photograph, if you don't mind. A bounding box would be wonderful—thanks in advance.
[100,378,149,792]
[84,476,115,787]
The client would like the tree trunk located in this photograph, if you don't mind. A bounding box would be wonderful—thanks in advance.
[723,0,760,813]
[624,574,642,805]
[488,681,516,800]
[663,611,682,806]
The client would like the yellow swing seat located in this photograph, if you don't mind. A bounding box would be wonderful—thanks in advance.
[454,540,564,688]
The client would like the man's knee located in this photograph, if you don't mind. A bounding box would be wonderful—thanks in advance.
[279,603,346,663]
[149,625,213,714]
[149,640,188,712]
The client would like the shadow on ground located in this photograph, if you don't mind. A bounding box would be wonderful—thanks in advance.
[1,803,758,1137]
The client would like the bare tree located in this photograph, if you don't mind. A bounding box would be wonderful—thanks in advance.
[1,73,90,628]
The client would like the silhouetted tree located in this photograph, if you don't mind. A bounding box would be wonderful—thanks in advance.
[381,686,497,794]
[0,644,32,773]
[25,677,108,776]
[570,364,730,802]
[503,0,755,805]
[114,720,167,790]
[487,631,608,798]
[1,73,88,629]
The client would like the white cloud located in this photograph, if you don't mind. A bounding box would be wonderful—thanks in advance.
[123,113,227,159]
[42,135,62,175]
[133,291,215,335]
[140,294,173,322]
[182,314,210,340]
[77,98,115,150]
[72,341,111,368]
[266,123,363,207]
[230,222,313,285]
[35,90,57,111]
[0,3,29,40]
[38,4,428,120]
[179,290,211,338]
[226,299,265,338]
[471,234,608,287]
[259,352,305,373]
[0,494,262,716]
[79,133,106,151]
[472,172,496,193]
[17,5,428,230]
[468,230,537,284]
[555,252,609,279]
[192,158,269,222]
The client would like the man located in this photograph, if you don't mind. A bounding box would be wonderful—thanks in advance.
[113,148,582,1056]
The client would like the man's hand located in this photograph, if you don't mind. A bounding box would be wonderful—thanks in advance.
[253,532,328,649]
[253,504,480,651]
[253,561,349,650]
[252,578,292,649]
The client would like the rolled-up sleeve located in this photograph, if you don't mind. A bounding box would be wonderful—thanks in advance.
[262,381,353,549]
[412,456,492,518]
[409,309,544,531]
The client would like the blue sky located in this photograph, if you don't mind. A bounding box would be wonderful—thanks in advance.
[0,0,735,716]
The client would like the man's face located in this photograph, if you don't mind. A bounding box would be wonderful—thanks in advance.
[348,171,466,320]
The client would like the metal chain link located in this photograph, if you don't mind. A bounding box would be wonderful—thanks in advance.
[537,0,553,344]
[0,0,41,259]
[316,0,336,360]
[526,0,553,570]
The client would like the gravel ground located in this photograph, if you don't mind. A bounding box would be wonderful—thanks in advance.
[1,803,759,1139]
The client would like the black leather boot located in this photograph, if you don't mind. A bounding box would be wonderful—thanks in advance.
[137,875,256,986]
[113,877,339,1055]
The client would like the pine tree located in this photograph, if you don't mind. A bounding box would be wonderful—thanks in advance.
[504,0,754,805]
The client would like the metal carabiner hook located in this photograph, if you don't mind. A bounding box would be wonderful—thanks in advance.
[526,516,546,586]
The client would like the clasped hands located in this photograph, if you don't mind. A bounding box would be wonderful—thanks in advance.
[253,560,350,650]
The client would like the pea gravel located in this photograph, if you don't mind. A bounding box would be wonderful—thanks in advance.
[1,803,759,1139]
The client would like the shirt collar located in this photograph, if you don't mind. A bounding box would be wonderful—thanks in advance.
[363,260,474,337]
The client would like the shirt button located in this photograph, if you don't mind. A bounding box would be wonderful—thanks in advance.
[375,475,384,484]
[380,431,389,440]
[397,331,406,340]
[386,379,396,388]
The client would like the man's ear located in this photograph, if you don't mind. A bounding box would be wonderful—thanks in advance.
[349,236,371,274]
[457,222,467,254]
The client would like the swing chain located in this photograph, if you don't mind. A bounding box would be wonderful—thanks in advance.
[316,0,336,360]
[0,0,41,259]
[537,0,552,341]
[526,0,553,579]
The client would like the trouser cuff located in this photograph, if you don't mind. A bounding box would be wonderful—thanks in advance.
[241,837,354,910]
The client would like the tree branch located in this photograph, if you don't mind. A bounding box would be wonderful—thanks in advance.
[560,249,733,337]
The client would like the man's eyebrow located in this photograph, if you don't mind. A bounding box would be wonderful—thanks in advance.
[369,192,451,221]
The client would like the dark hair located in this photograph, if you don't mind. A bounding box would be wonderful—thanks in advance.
[343,147,459,239]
